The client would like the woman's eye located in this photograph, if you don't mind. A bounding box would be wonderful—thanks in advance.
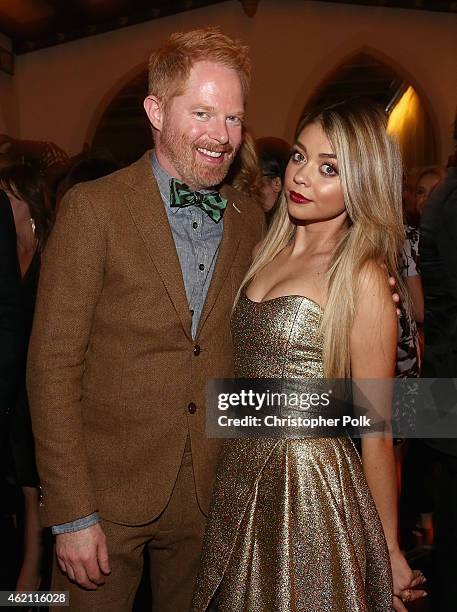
[321,163,337,176]
[291,151,305,163]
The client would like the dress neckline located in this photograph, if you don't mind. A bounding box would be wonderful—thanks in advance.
[243,292,323,312]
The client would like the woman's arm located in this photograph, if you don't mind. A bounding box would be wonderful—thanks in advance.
[351,261,398,548]
[350,261,426,610]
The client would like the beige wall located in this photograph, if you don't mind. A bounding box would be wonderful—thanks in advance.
[14,0,457,163]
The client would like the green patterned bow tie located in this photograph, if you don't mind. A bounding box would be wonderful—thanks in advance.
[169,178,228,223]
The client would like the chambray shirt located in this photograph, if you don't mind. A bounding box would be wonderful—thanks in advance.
[151,153,223,338]
[52,153,224,534]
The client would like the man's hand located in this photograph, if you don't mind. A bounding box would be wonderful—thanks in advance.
[390,548,427,611]
[378,261,401,316]
[55,523,111,590]
[388,275,401,316]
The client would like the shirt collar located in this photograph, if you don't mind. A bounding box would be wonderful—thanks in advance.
[150,151,173,206]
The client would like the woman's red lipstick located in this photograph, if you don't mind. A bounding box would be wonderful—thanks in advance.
[289,190,311,204]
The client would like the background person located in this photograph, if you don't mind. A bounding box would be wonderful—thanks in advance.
[226,128,263,209]
[256,136,290,224]
[0,191,24,458]
[420,129,457,611]
[415,165,446,216]
[0,163,53,591]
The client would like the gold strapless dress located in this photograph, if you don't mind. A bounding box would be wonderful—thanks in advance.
[192,294,393,611]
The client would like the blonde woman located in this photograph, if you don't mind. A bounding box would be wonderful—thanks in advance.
[192,101,426,611]
[226,127,264,209]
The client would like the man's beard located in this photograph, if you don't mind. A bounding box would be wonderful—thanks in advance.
[160,122,237,189]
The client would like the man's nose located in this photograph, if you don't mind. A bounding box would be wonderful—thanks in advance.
[207,117,229,144]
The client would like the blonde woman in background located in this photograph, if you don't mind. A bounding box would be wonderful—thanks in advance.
[192,100,426,611]
[226,127,264,209]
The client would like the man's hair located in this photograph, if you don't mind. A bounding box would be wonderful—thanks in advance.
[147,27,251,104]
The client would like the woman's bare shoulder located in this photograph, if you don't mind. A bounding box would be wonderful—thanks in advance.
[357,259,393,304]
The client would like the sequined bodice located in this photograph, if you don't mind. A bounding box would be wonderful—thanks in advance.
[231,293,324,379]
[194,292,393,612]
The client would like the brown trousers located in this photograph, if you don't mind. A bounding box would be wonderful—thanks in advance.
[52,446,206,611]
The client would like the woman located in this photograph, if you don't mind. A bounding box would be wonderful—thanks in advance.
[226,128,264,210]
[0,163,53,590]
[192,101,426,611]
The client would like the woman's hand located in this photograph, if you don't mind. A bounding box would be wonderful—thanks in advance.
[390,548,427,611]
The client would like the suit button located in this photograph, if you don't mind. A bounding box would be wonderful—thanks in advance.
[193,344,201,356]
[188,402,197,414]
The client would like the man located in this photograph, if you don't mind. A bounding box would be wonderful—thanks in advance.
[420,133,457,611]
[27,28,264,611]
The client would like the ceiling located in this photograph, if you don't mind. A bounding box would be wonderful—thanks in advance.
[0,0,455,55]
[0,0,230,55]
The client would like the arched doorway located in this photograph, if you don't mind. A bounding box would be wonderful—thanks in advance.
[299,52,438,171]
[91,70,151,168]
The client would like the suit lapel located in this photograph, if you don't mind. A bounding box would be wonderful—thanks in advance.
[123,152,192,340]
[196,184,244,337]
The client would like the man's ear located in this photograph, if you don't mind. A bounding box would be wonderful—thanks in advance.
[272,176,282,194]
[144,95,164,132]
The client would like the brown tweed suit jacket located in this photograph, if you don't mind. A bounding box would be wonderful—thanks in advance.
[27,151,265,527]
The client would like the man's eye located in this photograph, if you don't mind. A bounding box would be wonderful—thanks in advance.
[227,116,242,125]
[194,111,209,120]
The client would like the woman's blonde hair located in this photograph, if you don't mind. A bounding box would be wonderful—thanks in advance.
[236,99,407,378]
[227,128,263,208]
